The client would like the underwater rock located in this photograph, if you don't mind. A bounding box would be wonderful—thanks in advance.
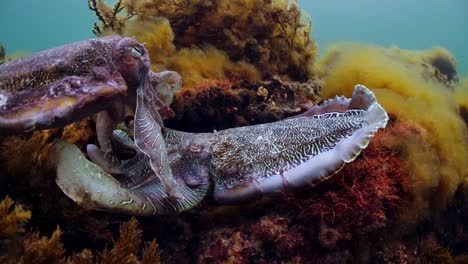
[167,77,322,132]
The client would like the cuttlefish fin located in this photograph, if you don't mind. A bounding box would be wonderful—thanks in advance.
[133,80,182,199]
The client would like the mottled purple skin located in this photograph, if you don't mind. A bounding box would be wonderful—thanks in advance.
[1,36,121,133]
[0,35,175,136]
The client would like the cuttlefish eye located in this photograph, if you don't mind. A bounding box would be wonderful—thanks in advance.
[131,46,143,58]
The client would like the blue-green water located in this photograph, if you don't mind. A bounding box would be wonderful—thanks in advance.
[298,0,468,75]
[1,0,467,75]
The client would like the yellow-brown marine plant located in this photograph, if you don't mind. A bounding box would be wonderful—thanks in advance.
[316,43,468,223]
[0,208,161,264]
[0,196,31,240]
[88,0,317,86]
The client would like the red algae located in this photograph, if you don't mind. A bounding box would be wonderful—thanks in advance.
[294,116,411,244]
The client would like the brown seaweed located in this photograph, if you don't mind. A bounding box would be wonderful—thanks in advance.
[88,0,317,82]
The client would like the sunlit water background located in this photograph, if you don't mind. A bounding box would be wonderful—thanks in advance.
[1,0,467,75]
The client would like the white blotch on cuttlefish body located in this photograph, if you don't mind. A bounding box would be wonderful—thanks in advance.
[52,84,388,215]
[0,92,8,109]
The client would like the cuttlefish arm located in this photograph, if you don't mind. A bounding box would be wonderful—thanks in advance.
[53,129,212,215]
[133,77,182,198]
[211,85,389,203]
[86,143,145,179]
[149,70,182,107]
[95,70,182,152]
[88,129,212,190]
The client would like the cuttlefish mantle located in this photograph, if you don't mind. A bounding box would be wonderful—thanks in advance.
[52,85,388,215]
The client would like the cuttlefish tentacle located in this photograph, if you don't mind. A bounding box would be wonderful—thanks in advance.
[86,144,146,179]
[53,129,212,215]
[111,129,139,155]
[150,70,182,107]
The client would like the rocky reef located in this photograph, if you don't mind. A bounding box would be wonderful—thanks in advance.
[1,1,468,263]
[167,77,322,131]
[2,109,467,263]
[87,0,319,131]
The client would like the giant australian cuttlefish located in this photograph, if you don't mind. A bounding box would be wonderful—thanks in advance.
[0,36,388,215]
